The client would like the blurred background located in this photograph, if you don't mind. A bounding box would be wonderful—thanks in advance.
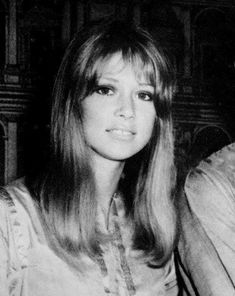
[0,0,235,185]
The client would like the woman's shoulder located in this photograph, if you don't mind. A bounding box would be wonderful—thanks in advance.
[205,142,235,187]
[185,142,235,194]
[183,143,235,223]
[0,178,26,217]
[0,179,35,267]
[179,145,235,295]
[0,177,43,244]
[0,178,34,217]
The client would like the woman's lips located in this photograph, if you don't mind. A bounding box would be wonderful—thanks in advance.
[106,128,136,140]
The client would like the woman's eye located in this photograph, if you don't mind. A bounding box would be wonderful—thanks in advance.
[95,86,114,96]
[138,92,153,101]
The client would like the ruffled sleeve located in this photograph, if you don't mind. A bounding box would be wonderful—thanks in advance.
[0,188,28,296]
[0,196,11,296]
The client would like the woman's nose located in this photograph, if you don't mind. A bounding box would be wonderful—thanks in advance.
[114,94,135,119]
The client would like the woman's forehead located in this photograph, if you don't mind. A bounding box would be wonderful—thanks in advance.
[92,52,156,83]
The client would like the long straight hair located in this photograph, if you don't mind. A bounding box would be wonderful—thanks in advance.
[29,20,177,267]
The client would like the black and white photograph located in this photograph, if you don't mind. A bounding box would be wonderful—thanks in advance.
[0,0,235,295]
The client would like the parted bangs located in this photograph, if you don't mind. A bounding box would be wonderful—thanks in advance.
[96,51,157,84]
[82,49,160,98]
[70,21,174,113]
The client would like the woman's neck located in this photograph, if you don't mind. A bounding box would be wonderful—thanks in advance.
[92,156,124,213]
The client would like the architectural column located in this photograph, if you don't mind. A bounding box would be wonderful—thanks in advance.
[132,2,141,25]
[183,9,191,77]
[62,1,71,45]
[4,0,20,84]
[76,1,84,31]
[6,121,17,183]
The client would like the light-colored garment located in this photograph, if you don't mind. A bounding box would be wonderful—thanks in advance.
[0,179,178,296]
[178,142,235,295]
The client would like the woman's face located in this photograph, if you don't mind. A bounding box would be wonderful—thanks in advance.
[82,52,156,164]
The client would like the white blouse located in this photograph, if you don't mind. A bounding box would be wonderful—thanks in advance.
[0,179,178,296]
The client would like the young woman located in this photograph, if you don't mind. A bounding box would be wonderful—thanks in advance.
[0,20,178,295]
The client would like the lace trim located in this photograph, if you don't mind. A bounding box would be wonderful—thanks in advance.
[112,200,136,295]
[96,196,136,295]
